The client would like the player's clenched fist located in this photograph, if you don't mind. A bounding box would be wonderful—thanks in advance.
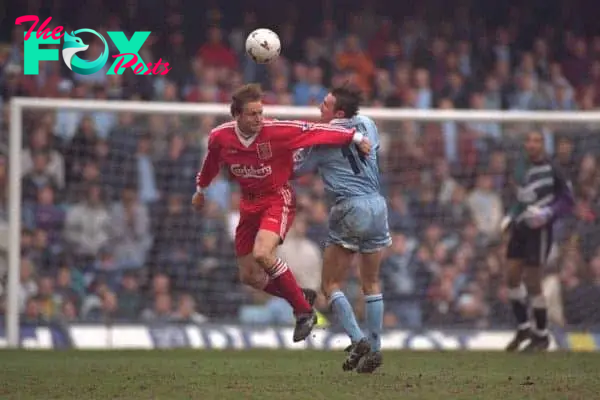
[356,137,371,155]
[191,191,205,211]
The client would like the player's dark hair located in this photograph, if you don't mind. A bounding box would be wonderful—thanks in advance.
[230,83,263,117]
[331,83,362,118]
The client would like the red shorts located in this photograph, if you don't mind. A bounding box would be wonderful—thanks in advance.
[235,186,296,256]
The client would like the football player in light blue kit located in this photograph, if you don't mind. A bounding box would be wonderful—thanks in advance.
[295,85,391,373]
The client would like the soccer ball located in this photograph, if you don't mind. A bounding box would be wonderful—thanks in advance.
[245,29,281,64]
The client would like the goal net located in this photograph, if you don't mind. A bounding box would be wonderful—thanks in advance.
[4,97,600,348]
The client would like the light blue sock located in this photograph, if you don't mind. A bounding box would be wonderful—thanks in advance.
[330,291,365,343]
[364,293,384,352]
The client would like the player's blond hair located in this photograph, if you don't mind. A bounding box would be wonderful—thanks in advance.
[230,83,263,117]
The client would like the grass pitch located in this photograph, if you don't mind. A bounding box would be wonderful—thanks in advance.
[0,350,599,399]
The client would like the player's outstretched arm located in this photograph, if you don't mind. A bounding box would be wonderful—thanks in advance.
[274,121,369,153]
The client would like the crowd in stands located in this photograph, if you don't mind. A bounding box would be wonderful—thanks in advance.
[1,0,600,330]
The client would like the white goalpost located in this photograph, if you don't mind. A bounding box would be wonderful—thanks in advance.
[7,96,600,348]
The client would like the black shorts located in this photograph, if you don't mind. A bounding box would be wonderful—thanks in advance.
[506,223,553,266]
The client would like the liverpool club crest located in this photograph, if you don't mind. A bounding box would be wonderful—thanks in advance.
[257,142,272,160]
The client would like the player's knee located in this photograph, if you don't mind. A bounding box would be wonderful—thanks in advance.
[252,244,275,268]
[506,261,523,287]
[523,271,542,295]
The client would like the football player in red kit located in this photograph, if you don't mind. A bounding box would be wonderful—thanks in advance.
[193,84,371,342]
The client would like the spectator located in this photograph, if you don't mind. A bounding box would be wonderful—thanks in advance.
[90,86,117,139]
[109,187,152,269]
[54,266,81,310]
[549,82,577,110]
[466,91,501,144]
[302,38,332,83]
[142,293,174,322]
[53,80,82,142]
[562,38,590,89]
[292,65,327,106]
[22,151,61,203]
[443,185,471,230]
[116,272,143,320]
[36,275,60,320]
[440,71,469,108]
[455,282,489,328]
[86,291,119,322]
[21,127,65,189]
[22,297,44,323]
[152,194,196,259]
[198,27,238,70]
[433,159,458,205]
[172,293,208,324]
[60,299,79,322]
[19,258,37,313]
[382,232,431,329]
[22,185,65,245]
[134,134,159,205]
[466,173,503,237]
[68,159,102,202]
[413,68,433,109]
[64,184,111,260]
[336,34,375,96]
[278,215,322,292]
[65,116,98,185]
[156,134,198,196]
[509,74,547,110]
[239,289,295,326]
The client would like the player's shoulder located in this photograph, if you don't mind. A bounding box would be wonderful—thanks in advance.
[210,121,235,135]
[209,121,235,137]
[357,115,378,133]
[208,121,235,146]
[263,119,305,129]
[355,114,375,126]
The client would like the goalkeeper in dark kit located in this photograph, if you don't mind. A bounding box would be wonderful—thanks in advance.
[502,130,574,352]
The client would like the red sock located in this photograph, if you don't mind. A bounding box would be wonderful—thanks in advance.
[262,277,283,298]
[268,258,311,314]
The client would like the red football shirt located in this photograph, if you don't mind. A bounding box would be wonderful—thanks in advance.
[196,120,355,198]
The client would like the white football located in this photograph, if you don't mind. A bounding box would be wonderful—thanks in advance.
[245,28,281,64]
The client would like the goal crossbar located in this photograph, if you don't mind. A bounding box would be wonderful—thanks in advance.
[10,96,600,121]
[7,96,600,348]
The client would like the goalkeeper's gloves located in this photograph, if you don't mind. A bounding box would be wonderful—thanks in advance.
[523,205,553,229]
[500,215,513,233]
